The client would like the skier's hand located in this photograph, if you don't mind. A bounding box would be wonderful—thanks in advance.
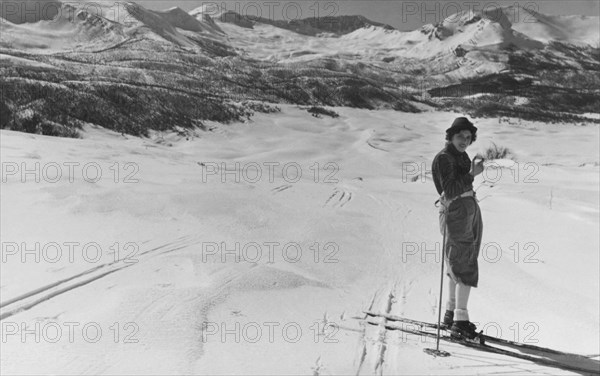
[471,158,484,176]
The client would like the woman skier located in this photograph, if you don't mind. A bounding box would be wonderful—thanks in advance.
[432,117,484,340]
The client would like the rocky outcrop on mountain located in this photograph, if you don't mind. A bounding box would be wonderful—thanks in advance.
[153,6,225,35]
[257,14,396,36]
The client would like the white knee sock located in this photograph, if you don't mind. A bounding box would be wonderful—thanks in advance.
[445,277,456,311]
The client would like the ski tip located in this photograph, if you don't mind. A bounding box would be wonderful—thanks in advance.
[424,348,451,358]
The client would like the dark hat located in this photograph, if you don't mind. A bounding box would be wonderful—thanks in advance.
[446,117,477,134]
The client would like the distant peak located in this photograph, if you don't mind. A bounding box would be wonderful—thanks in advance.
[442,7,511,29]
[162,6,186,13]
[189,3,228,17]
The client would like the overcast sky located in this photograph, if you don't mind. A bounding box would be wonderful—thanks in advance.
[135,0,600,30]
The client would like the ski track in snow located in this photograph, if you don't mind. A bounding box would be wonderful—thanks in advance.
[323,187,353,208]
[271,184,292,194]
[0,234,203,320]
[354,281,599,375]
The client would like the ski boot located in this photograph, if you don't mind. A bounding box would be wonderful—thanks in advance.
[450,321,485,344]
[442,310,454,328]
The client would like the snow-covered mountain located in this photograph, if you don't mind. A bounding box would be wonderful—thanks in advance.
[215,5,597,64]
[507,7,599,46]
[0,1,230,53]
[0,2,127,52]
[0,1,598,137]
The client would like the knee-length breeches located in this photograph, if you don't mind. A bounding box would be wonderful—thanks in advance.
[439,197,483,287]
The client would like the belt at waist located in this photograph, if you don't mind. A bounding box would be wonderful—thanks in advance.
[456,190,474,199]
[435,190,475,208]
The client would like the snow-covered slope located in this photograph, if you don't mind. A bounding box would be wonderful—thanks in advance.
[1,106,598,374]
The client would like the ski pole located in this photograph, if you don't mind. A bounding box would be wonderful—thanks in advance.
[435,218,447,351]
[424,204,451,357]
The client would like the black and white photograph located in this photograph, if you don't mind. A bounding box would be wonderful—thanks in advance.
[0,0,599,374]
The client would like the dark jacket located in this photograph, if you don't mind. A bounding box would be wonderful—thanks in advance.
[432,143,474,200]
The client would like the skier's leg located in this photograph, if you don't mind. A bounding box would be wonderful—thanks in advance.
[445,277,456,311]
[473,200,483,261]
[446,199,479,287]
[451,282,479,339]
[454,282,471,321]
